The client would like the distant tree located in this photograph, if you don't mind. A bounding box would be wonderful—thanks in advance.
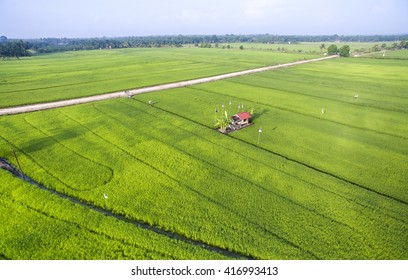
[211,35,219,43]
[327,44,338,55]
[7,34,408,55]
[320,43,326,52]
[0,40,30,58]
[400,39,407,49]
[381,43,387,49]
[372,44,381,52]
[339,45,350,57]
[239,45,244,50]
[200,43,212,48]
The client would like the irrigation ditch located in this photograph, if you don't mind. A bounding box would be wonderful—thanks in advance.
[0,157,252,260]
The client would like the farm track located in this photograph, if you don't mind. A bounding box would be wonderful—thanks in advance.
[0,63,219,94]
[0,55,338,116]
[0,157,251,260]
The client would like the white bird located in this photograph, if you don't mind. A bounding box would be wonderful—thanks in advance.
[103,193,108,199]
[321,108,326,114]
[354,94,359,99]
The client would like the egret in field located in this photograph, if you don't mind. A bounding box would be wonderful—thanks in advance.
[320,108,326,118]
[354,94,359,101]
[103,193,108,207]
[257,127,263,145]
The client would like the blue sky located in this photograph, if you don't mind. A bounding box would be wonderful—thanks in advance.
[1,0,407,38]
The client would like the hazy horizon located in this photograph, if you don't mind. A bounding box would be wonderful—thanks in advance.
[3,33,408,40]
[1,0,407,39]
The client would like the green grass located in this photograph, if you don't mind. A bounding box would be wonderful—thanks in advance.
[140,57,408,202]
[0,47,318,108]
[0,171,228,260]
[0,53,407,260]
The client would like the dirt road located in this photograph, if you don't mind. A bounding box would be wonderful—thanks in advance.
[0,55,338,116]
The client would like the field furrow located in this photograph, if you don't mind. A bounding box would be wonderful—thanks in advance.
[1,48,407,260]
[0,48,319,108]
[0,171,229,259]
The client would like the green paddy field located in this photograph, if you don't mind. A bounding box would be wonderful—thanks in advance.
[0,46,407,259]
[0,47,318,108]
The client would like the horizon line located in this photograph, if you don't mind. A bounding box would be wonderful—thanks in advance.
[3,33,408,40]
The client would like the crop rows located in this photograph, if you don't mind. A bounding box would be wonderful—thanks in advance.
[1,52,407,259]
[1,94,407,259]
[0,48,319,108]
[133,58,408,204]
[0,168,231,259]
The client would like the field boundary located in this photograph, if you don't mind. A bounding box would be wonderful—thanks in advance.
[0,55,338,116]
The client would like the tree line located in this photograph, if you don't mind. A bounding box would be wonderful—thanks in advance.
[1,34,407,58]
[0,39,31,58]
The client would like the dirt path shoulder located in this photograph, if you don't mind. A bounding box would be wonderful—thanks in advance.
[0,55,338,116]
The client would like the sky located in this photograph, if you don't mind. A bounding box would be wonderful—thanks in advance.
[1,0,407,38]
